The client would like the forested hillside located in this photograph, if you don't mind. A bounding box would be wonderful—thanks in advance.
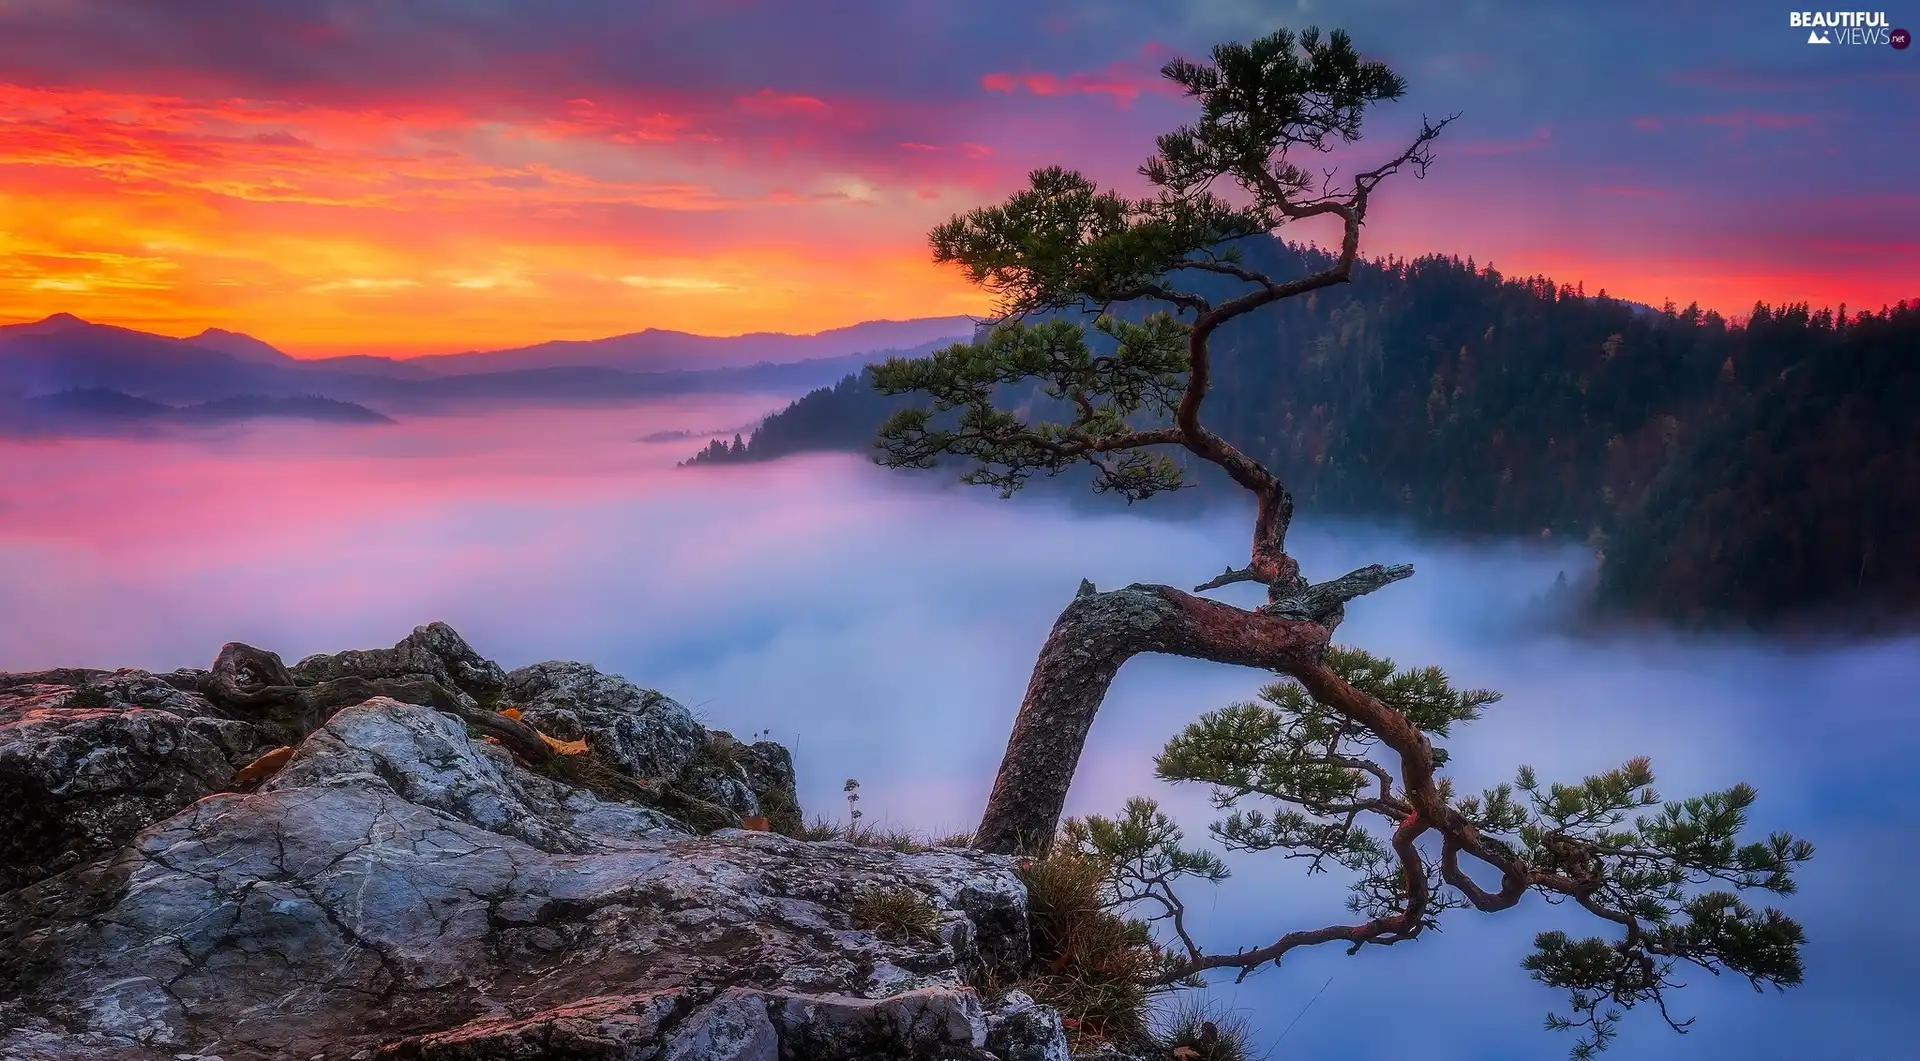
[687,241,1919,628]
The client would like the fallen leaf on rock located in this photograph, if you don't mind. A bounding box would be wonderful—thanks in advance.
[498,706,523,720]
[741,816,771,831]
[538,732,591,756]
[231,746,295,787]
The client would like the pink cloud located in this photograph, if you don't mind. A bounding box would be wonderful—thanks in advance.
[1668,65,1909,93]
[735,89,829,118]
[1632,110,1817,141]
[978,59,1182,109]
[1693,110,1819,144]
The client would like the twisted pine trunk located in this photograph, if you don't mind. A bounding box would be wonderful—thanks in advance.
[971,561,1413,856]
[971,582,1329,855]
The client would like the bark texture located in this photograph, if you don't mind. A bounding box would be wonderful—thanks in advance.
[972,564,1415,856]
[972,582,1333,855]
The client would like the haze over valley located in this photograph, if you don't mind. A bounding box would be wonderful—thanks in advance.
[2,401,1913,1059]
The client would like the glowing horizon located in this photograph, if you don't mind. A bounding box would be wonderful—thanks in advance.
[0,2,1912,358]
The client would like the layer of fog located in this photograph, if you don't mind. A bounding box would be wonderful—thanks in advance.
[1,401,1912,1060]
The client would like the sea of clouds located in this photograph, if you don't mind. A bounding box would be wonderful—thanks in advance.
[2,399,1913,1059]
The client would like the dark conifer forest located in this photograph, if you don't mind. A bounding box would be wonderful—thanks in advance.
[688,241,1919,629]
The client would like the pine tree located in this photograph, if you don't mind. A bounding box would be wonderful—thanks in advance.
[869,26,1811,1057]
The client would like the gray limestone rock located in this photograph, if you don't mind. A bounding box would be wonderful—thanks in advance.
[290,621,510,706]
[0,698,1055,1061]
[0,630,1067,1061]
[376,988,697,1060]
[505,659,702,778]
[0,670,258,891]
[986,991,1072,1061]
[769,986,993,1059]
[505,660,799,822]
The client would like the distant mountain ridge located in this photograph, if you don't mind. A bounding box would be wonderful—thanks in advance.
[410,317,979,374]
[176,326,301,366]
[5,387,393,436]
[0,313,979,418]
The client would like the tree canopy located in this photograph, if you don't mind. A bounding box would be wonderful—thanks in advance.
[875,28,1453,596]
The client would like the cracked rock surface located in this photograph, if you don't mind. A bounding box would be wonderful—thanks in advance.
[0,628,1068,1061]
[0,670,263,893]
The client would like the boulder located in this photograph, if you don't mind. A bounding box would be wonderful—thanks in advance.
[0,698,1050,1061]
[0,670,260,891]
[986,991,1073,1061]
[726,734,803,835]
[381,985,1007,1061]
[290,621,510,706]
[769,986,992,1058]
[506,660,799,824]
[505,660,702,777]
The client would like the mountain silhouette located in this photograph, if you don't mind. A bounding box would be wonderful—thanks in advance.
[0,313,977,413]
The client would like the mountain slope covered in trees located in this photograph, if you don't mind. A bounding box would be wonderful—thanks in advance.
[687,241,1919,629]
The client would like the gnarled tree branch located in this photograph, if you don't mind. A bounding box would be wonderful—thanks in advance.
[1263,563,1416,627]
[1195,561,1414,629]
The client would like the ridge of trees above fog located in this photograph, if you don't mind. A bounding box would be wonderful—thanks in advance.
[689,244,1920,631]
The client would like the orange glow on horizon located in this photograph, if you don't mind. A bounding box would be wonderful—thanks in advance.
[1,78,1904,357]
[0,82,996,355]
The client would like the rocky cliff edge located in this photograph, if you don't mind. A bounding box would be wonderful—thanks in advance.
[0,624,1073,1061]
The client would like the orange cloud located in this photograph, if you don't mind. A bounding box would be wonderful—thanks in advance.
[0,49,1904,362]
[0,82,995,354]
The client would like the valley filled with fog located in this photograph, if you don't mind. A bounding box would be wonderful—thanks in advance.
[2,399,1912,1059]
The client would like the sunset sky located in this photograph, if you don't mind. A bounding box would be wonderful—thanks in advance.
[0,0,1913,356]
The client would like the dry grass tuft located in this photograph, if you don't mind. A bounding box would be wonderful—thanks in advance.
[1016,850,1165,1052]
[852,886,943,943]
[798,816,976,853]
[1151,996,1262,1061]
